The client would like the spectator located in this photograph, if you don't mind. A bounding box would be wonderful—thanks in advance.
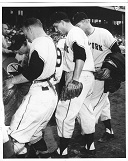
[2,23,14,61]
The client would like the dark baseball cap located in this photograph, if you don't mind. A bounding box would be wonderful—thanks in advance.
[72,12,88,25]
[50,11,69,25]
[8,34,26,51]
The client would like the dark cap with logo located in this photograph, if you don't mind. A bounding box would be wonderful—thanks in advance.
[8,34,26,51]
[72,12,88,25]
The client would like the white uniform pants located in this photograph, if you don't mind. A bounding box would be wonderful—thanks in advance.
[92,80,111,124]
[55,71,95,138]
[8,83,58,145]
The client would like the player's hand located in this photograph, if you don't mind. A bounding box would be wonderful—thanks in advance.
[94,68,111,80]
[7,49,13,54]
[101,68,111,79]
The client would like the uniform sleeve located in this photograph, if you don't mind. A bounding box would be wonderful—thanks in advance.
[72,42,86,62]
[103,30,117,49]
[111,42,121,53]
[22,50,44,81]
[70,29,85,49]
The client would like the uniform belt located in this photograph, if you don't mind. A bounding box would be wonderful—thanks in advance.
[33,73,55,84]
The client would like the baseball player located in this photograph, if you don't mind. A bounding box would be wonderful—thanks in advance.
[50,12,95,158]
[54,37,66,96]
[72,12,122,144]
[5,18,58,158]
[53,37,65,86]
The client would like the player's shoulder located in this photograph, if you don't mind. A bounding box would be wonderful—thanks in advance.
[95,27,111,34]
[70,26,85,34]
[33,36,54,48]
[68,26,86,41]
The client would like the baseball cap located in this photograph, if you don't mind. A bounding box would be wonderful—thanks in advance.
[8,34,26,51]
[50,11,69,25]
[72,12,88,25]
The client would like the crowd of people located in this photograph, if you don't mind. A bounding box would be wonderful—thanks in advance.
[2,11,125,158]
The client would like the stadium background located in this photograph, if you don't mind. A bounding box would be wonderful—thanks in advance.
[2,6,125,35]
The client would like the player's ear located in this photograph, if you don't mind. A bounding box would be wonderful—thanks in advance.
[87,19,90,23]
[81,19,86,23]
[28,26,33,34]
[61,20,65,26]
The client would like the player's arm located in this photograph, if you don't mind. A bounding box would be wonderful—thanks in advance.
[103,29,121,54]
[6,50,44,89]
[110,42,121,53]
[99,34,122,80]
[72,42,86,81]
[2,47,13,54]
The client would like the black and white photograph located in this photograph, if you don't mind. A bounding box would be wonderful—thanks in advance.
[0,0,127,159]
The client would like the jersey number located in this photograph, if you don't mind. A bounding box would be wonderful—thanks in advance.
[56,48,62,67]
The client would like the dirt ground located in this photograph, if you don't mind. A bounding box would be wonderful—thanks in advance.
[44,82,126,158]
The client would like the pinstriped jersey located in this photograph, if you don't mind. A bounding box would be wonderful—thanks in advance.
[64,26,95,72]
[88,27,117,69]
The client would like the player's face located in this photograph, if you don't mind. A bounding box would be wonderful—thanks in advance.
[17,44,28,55]
[53,21,66,34]
[2,24,8,36]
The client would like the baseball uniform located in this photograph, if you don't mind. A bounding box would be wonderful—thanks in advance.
[8,36,58,154]
[87,27,117,123]
[55,26,95,139]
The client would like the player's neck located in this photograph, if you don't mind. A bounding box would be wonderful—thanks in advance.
[33,27,47,40]
[66,23,74,34]
[86,25,95,36]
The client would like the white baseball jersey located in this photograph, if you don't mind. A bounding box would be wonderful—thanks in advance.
[52,38,65,84]
[29,36,57,80]
[87,27,116,123]
[64,26,95,72]
[88,27,117,69]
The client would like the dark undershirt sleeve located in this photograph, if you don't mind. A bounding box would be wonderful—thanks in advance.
[72,42,86,62]
[110,42,121,53]
[22,50,44,81]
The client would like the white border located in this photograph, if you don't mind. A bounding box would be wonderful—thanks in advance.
[0,0,128,3]
[0,1,127,161]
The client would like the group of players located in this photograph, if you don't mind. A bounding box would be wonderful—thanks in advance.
[2,11,124,158]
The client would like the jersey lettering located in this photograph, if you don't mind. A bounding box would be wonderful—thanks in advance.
[56,47,62,67]
[89,42,103,51]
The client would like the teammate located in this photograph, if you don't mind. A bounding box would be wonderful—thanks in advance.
[72,12,122,144]
[5,18,58,158]
[54,37,66,96]
[50,12,95,158]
